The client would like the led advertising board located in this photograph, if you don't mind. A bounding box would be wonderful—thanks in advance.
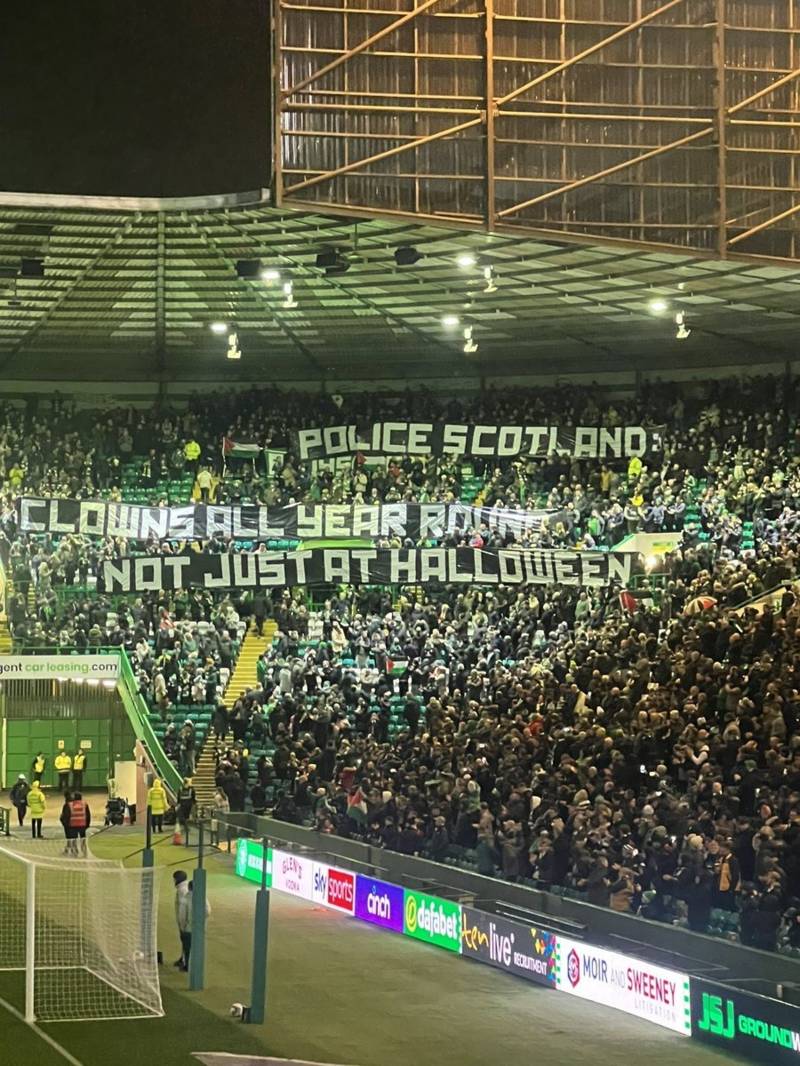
[271,848,314,900]
[310,860,356,915]
[403,889,461,953]
[556,937,691,1035]
[691,977,800,1063]
[460,907,556,987]
[233,839,272,886]
[353,875,405,934]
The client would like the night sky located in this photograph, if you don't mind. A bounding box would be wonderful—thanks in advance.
[0,1,270,197]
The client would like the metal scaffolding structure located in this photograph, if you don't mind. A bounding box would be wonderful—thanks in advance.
[275,0,800,262]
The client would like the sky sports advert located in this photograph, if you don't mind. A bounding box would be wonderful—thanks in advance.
[234,840,800,1064]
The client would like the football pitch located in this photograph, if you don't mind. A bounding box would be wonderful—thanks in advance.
[0,826,731,1066]
[0,830,271,1066]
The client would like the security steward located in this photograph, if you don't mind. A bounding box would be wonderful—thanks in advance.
[54,750,72,793]
[72,749,87,790]
[30,751,46,783]
[62,791,91,856]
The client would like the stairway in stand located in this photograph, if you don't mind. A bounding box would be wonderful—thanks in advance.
[192,622,276,812]
[0,616,12,653]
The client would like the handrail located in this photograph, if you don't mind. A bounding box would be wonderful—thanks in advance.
[730,579,793,613]
[117,651,182,796]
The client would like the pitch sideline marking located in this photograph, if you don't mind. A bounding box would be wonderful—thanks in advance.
[0,993,85,1066]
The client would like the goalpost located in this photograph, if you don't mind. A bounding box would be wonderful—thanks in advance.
[0,842,163,1023]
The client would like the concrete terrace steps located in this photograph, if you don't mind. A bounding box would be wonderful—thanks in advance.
[192,623,276,809]
[223,623,276,707]
[193,729,231,810]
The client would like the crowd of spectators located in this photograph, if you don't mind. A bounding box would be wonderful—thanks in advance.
[3,375,800,954]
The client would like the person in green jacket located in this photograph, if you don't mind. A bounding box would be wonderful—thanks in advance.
[28,780,46,839]
[147,778,168,833]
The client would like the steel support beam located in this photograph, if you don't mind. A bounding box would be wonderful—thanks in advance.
[282,0,443,101]
[496,127,713,220]
[155,212,167,377]
[494,0,688,109]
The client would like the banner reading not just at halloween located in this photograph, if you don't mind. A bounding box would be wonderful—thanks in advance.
[17,498,562,543]
[101,547,639,593]
[294,422,666,461]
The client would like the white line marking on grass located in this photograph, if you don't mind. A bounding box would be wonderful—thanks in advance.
[0,994,85,1066]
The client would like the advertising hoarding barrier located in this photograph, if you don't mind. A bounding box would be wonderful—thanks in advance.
[234,841,800,1065]
[690,976,800,1064]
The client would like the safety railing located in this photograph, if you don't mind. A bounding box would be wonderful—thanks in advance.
[0,808,9,836]
[116,650,182,797]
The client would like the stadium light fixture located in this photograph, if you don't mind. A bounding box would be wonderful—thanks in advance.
[316,248,350,274]
[457,252,477,269]
[648,297,668,314]
[210,322,228,334]
[442,314,460,328]
[235,259,261,279]
[282,280,298,309]
[463,325,478,353]
[394,247,422,266]
[227,331,242,360]
[675,311,691,340]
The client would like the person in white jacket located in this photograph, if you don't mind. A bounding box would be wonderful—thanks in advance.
[173,869,211,972]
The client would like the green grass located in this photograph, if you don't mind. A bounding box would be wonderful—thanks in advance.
[0,831,272,1066]
[0,971,269,1066]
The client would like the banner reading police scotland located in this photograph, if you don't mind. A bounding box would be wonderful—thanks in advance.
[460,907,556,987]
[295,422,666,461]
[18,497,560,544]
[101,547,638,594]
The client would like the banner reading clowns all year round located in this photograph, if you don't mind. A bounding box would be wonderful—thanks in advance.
[18,497,562,544]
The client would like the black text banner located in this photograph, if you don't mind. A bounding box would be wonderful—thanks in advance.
[101,547,638,593]
[18,498,561,543]
[295,422,666,461]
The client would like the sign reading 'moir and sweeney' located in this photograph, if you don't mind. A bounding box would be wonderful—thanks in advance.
[101,547,638,594]
[403,889,461,953]
[460,907,556,987]
[295,422,666,461]
[691,977,800,1063]
[556,937,691,1035]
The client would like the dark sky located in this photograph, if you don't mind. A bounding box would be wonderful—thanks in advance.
[0,0,270,197]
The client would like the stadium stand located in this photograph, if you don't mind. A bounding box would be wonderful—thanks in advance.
[4,374,800,957]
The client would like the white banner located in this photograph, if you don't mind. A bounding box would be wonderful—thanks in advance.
[556,937,691,1035]
[0,655,120,682]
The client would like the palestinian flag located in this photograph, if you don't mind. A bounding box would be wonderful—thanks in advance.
[619,589,654,613]
[222,437,261,460]
[386,658,408,676]
[346,787,367,824]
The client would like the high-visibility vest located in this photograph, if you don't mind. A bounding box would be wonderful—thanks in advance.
[33,757,45,774]
[55,754,72,772]
[69,801,88,828]
[73,753,86,771]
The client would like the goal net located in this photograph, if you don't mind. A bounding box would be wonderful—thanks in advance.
[0,843,163,1022]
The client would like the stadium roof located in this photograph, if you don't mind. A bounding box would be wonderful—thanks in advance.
[0,190,799,384]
